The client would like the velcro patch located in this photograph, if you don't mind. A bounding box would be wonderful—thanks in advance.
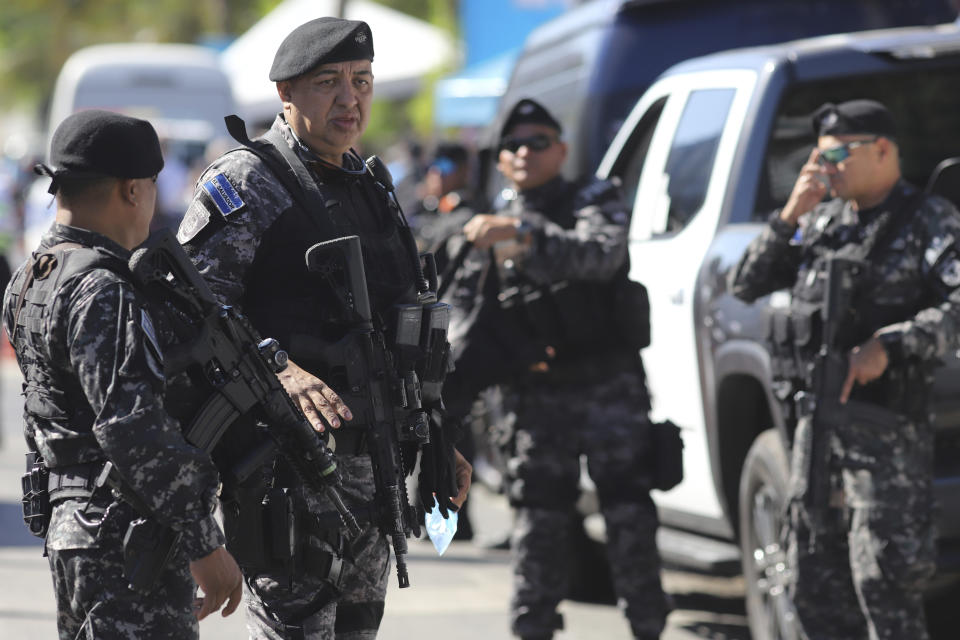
[202,173,245,216]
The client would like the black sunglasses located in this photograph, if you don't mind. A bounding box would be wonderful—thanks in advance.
[817,137,879,165]
[499,134,557,153]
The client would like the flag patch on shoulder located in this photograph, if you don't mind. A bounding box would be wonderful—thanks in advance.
[202,173,245,216]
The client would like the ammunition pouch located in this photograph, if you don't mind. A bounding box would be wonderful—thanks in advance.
[21,452,50,538]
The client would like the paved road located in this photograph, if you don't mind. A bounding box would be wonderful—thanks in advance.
[0,359,749,639]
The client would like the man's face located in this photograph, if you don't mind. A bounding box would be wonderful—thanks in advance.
[278,59,374,163]
[816,134,885,201]
[423,159,466,199]
[497,123,566,191]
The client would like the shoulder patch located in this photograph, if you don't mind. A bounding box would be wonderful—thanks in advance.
[201,173,245,217]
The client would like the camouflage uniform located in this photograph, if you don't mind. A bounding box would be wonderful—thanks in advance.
[179,114,417,639]
[452,176,669,639]
[731,180,960,640]
[2,223,224,639]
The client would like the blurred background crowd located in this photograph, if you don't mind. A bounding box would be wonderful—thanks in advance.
[0,0,582,270]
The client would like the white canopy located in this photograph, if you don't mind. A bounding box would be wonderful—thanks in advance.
[221,0,458,124]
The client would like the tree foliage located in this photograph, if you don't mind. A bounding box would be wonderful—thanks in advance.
[0,0,282,110]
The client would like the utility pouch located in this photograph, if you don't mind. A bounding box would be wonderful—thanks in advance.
[613,277,651,350]
[122,517,181,593]
[222,487,299,575]
[651,420,684,491]
[265,487,298,573]
[21,452,50,538]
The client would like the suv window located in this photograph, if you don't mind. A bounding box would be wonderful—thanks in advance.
[754,66,960,221]
[659,88,736,234]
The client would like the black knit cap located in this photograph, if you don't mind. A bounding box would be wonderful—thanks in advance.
[269,17,374,82]
[35,109,163,194]
[500,98,562,141]
[812,99,897,139]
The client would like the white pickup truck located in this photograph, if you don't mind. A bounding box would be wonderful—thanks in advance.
[595,21,960,638]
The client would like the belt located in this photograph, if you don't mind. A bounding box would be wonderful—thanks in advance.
[47,462,102,503]
[329,428,369,455]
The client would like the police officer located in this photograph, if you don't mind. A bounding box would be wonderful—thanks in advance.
[410,142,476,263]
[450,98,669,640]
[178,17,471,639]
[3,110,242,639]
[730,99,960,639]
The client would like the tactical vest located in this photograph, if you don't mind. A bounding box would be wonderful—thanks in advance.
[772,187,930,412]
[498,178,648,363]
[220,125,418,382]
[10,244,129,467]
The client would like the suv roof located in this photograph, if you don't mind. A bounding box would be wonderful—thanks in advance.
[665,21,960,77]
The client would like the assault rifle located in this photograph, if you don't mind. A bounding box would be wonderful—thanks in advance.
[94,229,360,593]
[305,234,457,589]
[794,257,862,529]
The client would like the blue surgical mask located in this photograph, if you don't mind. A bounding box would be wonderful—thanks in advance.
[424,496,458,556]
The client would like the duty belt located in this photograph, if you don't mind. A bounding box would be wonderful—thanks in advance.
[47,462,102,503]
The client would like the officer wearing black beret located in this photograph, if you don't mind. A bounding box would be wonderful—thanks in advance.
[445,96,670,639]
[732,98,960,638]
[178,17,472,639]
[4,109,242,638]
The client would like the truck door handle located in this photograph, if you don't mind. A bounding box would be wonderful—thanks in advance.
[670,289,684,305]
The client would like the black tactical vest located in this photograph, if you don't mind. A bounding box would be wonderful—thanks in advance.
[9,245,128,467]
[234,147,418,381]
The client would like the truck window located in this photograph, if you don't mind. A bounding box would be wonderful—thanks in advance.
[660,88,736,234]
[755,66,960,221]
[613,97,667,208]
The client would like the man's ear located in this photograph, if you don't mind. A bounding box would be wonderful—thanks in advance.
[877,137,893,161]
[276,81,291,103]
[118,178,138,207]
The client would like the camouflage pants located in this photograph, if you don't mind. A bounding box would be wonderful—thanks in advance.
[787,412,936,640]
[505,369,669,639]
[243,453,391,640]
[47,502,197,640]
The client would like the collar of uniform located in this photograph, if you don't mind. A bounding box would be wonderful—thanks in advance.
[516,174,569,210]
[40,222,131,261]
[853,179,912,225]
[274,114,367,178]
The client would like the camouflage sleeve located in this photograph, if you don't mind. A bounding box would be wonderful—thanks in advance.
[874,196,960,361]
[729,211,804,303]
[61,273,224,560]
[518,179,629,285]
[178,151,294,307]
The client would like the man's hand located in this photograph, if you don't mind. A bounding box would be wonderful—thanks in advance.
[840,337,889,403]
[463,214,519,249]
[189,546,242,621]
[450,448,472,510]
[278,358,352,431]
[780,148,829,226]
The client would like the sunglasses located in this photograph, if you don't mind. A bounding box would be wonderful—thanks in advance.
[499,134,557,153]
[817,137,878,165]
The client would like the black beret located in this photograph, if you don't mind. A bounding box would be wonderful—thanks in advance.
[812,99,897,139]
[270,17,374,82]
[35,110,164,193]
[500,98,562,141]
